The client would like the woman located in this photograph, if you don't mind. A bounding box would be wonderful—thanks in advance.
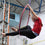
[2,4,43,39]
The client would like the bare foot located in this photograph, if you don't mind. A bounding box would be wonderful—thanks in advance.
[2,33,6,37]
[11,27,18,32]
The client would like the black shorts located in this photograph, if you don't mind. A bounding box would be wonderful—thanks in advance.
[19,25,37,39]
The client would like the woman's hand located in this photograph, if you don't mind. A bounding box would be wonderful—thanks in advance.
[27,4,38,19]
[27,4,29,6]
[27,4,31,9]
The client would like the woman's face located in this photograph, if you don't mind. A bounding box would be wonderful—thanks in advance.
[32,16,36,22]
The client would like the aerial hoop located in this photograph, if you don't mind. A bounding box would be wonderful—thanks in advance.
[19,0,31,35]
[19,6,30,34]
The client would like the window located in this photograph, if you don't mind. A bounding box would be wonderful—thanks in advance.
[10,14,15,19]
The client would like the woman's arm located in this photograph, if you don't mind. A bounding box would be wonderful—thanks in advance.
[29,12,32,19]
[27,4,38,19]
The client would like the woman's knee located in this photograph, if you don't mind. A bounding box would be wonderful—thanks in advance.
[26,25,31,30]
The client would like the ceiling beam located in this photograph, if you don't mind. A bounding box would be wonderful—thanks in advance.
[16,0,24,7]
[2,1,29,10]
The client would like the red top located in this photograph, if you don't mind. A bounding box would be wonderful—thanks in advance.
[32,17,42,35]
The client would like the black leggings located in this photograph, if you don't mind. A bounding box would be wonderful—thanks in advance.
[6,25,37,39]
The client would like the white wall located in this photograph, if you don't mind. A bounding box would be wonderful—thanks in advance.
[0,9,3,21]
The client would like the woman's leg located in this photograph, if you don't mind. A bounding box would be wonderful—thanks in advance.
[6,25,29,36]
[6,32,19,36]
[11,25,29,32]
[19,25,29,30]
[5,25,29,36]
[5,25,36,39]
[11,27,18,32]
